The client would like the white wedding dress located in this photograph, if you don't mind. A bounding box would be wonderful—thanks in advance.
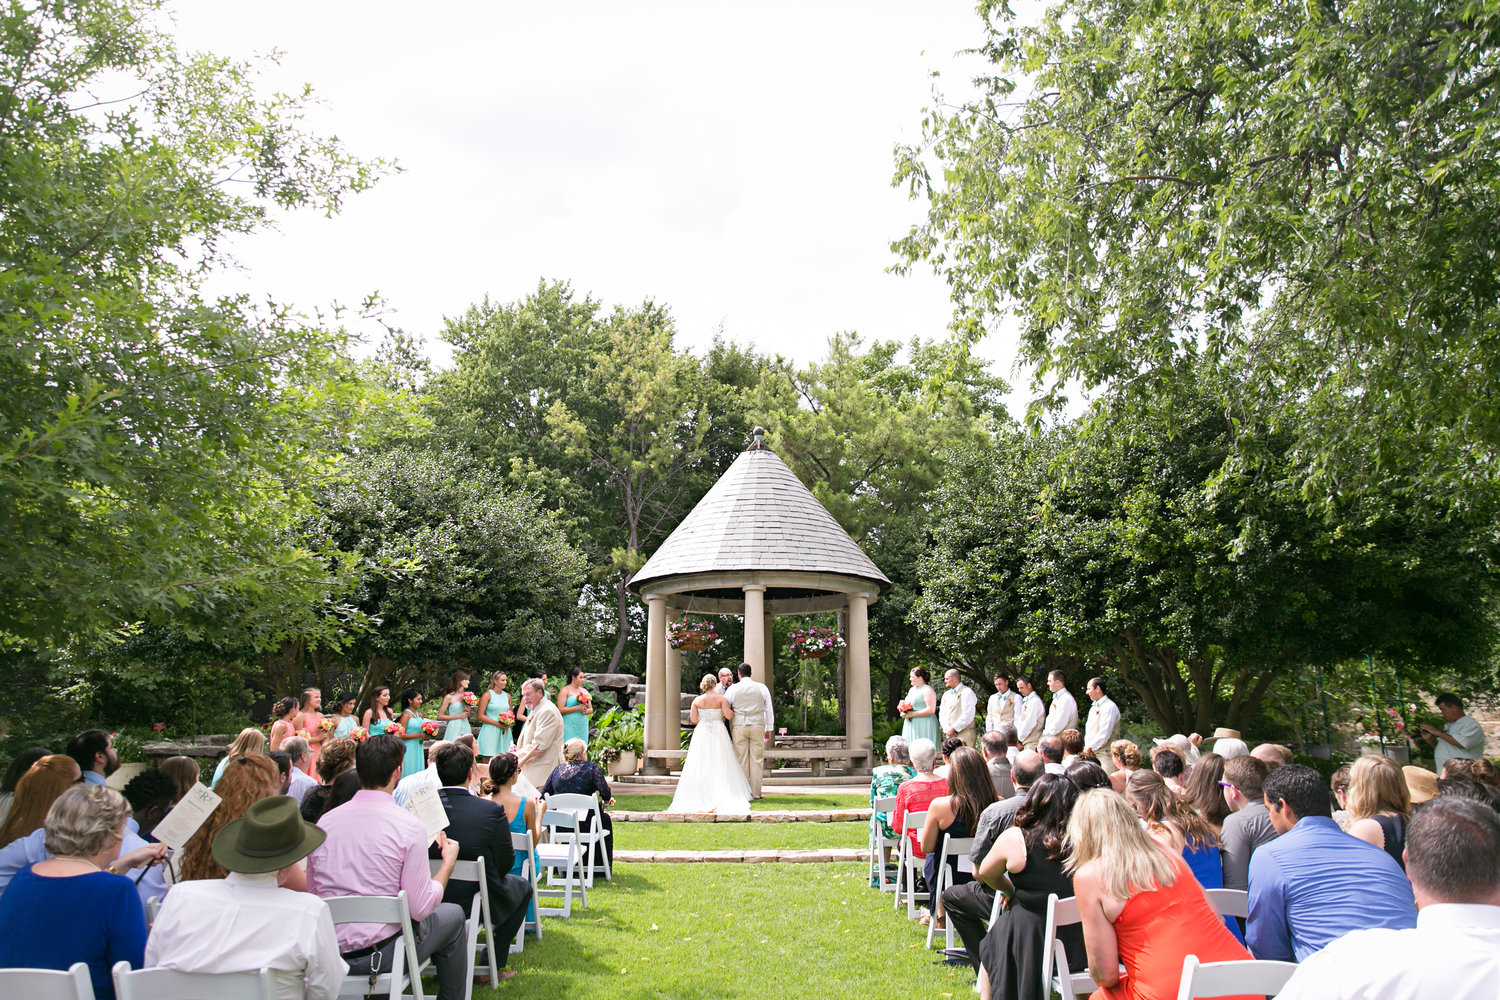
[667,708,753,814]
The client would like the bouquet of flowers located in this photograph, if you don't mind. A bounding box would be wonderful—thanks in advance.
[318,717,336,732]
[295,729,311,739]
[785,626,847,659]
[579,689,591,707]
[461,691,479,707]
[420,720,441,737]
[497,711,515,727]
[898,700,914,715]
[349,727,370,742]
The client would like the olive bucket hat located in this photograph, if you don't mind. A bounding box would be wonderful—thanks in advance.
[212,795,326,874]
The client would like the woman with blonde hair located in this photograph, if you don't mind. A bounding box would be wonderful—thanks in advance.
[211,728,266,788]
[158,756,201,804]
[541,738,616,871]
[176,754,300,887]
[0,754,82,846]
[1067,789,1255,1000]
[1107,740,1141,793]
[666,673,751,814]
[1346,754,1412,868]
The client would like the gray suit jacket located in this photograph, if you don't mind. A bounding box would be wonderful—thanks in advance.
[986,756,1016,799]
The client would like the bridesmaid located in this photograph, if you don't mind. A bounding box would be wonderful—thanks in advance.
[476,671,513,762]
[329,692,357,739]
[268,696,299,752]
[557,667,592,749]
[436,671,473,742]
[900,667,940,747]
[297,688,325,775]
[363,685,395,735]
[396,689,427,778]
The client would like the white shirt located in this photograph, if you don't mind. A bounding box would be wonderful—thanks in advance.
[1015,692,1045,742]
[726,678,775,731]
[393,763,437,807]
[286,766,319,805]
[1436,715,1488,768]
[1084,695,1120,752]
[985,690,1018,732]
[939,684,978,734]
[1043,687,1078,736]
[148,871,348,1000]
[1276,903,1500,1000]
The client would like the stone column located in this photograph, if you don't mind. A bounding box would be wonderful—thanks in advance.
[665,609,682,764]
[762,613,776,713]
[846,593,873,771]
[743,585,766,683]
[644,595,669,774]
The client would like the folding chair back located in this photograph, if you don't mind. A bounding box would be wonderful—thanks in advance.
[432,856,499,996]
[868,795,899,892]
[0,962,95,1000]
[323,891,428,1000]
[925,835,975,950]
[893,810,928,919]
[510,830,541,945]
[536,810,586,917]
[1203,887,1249,919]
[1041,893,1098,1000]
[112,961,277,1000]
[1176,955,1299,1000]
[542,792,611,884]
[146,896,162,925]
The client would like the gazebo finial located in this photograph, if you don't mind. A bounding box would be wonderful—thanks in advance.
[748,425,767,451]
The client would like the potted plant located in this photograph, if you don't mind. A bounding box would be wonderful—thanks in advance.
[667,615,721,652]
[785,625,846,660]
[593,707,645,776]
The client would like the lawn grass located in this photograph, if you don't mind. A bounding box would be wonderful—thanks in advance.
[617,820,867,852]
[613,793,869,813]
[473,862,970,1000]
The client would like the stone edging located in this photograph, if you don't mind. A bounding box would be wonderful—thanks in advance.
[612,809,870,824]
[613,848,870,864]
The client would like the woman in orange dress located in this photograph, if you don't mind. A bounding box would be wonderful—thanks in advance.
[1067,789,1256,1000]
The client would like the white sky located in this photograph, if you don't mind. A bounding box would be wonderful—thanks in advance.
[166,1,1025,389]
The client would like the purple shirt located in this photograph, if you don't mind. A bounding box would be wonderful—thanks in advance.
[306,789,443,952]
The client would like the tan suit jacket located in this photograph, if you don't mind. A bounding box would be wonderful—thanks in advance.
[518,698,564,790]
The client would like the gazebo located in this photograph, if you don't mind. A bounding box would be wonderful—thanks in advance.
[627,431,892,775]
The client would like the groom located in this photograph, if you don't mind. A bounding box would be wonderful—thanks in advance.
[724,661,774,800]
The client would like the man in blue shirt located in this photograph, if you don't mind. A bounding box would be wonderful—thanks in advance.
[1247,764,1417,960]
[65,728,118,785]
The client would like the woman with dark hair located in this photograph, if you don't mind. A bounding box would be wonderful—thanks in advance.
[436,671,473,742]
[396,688,427,779]
[267,696,299,753]
[0,748,50,829]
[900,666,940,746]
[362,685,395,735]
[1064,758,1111,792]
[486,753,542,934]
[556,667,592,749]
[1126,769,1240,941]
[328,692,358,740]
[975,774,1085,1000]
[298,737,358,823]
[919,747,998,928]
[158,756,201,805]
[1183,752,1232,832]
[304,769,361,822]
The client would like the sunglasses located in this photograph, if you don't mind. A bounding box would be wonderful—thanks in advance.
[1217,780,1237,790]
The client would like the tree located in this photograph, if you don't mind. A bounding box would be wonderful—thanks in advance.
[0,1,391,648]
[894,0,1500,500]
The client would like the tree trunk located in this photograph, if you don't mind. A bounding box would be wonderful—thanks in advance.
[355,655,398,716]
[607,572,631,674]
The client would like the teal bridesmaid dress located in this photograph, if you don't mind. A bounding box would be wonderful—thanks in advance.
[562,693,589,746]
[477,691,512,757]
[401,715,426,778]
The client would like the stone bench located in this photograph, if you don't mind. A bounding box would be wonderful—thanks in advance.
[643,746,868,777]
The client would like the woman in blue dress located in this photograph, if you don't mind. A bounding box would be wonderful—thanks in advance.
[476,671,513,761]
[396,689,427,779]
[330,692,358,740]
[557,667,592,748]
[900,666,941,747]
[364,685,395,736]
[486,752,541,932]
[437,671,473,742]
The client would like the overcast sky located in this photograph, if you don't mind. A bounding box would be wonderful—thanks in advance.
[166,2,1022,386]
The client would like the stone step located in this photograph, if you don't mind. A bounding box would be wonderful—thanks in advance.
[614,848,868,864]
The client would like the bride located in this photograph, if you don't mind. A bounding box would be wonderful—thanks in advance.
[667,673,753,814]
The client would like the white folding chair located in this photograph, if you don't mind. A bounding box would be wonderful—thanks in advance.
[145,896,162,924]
[323,891,431,1000]
[893,810,928,919]
[1203,887,1249,919]
[430,857,499,995]
[925,835,975,950]
[542,792,612,884]
[0,962,95,1000]
[535,809,586,917]
[986,884,1005,928]
[510,830,541,946]
[1042,894,1102,1000]
[1176,955,1299,1000]
[112,962,277,1000]
[868,795,900,892]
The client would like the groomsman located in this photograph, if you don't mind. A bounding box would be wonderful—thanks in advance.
[1083,677,1120,769]
[985,674,1019,734]
[1014,676,1045,751]
[939,669,979,748]
[1042,669,1078,737]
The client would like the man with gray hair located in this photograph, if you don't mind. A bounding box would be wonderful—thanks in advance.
[516,678,564,790]
[981,729,1016,798]
[1276,797,1500,999]
[282,736,319,805]
[394,739,452,807]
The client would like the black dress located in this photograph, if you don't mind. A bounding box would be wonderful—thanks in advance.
[978,836,1085,1000]
[541,760,614,868]
[1374,814,1407,869]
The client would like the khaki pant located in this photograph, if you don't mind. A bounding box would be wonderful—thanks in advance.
[733,723,765,798]
[1021,733,1041,751]
[946,725,977,749]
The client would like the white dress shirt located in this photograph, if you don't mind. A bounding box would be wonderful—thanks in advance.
[1084,695,1120,752]
[1276,903,1500,1000]
[393,763,437,807]
[939,684,978,734]
[1015,692,1045,743]
[1043,687,1078,736]
[726,678,775,731]
[149,870,348,1000]
[286,766,319,805]
[985,690,1018,732]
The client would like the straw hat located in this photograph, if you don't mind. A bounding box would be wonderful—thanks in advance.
[1402,765,1439,805]
[1209,727,1241,741]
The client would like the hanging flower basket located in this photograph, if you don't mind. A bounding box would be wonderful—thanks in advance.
[786,626,846,660]
[667,615,721,652]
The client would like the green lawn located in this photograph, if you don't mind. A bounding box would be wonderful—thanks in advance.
[617,820,867,852]
[474,862,970,999]
[613,793,869,813]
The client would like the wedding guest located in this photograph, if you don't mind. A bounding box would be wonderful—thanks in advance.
[1013,676,1045,751]
[1250,742,1292,770]
[281,736,319,804]
[0,748,48,828]
[1155,732,1202,768]
[396,689,428,779]
[269,751,294,795]
[1276,797,1500,1000]
[1082,677,1120,763]
[66,729,118,785]
[213,729,267,787]
[0,786,164,1000]
[486,753,542,935]
[1108,740,1142,793]
[475,671,513,762]
[515,679,564,791]
[542,738,616,871]
[899,667,941,747]
[870,735,916,845]
[556,667,593,749]
[1419,693,1488,769]
[178,753,302,888]
[1247,764,1416,961]
[1066,789,1255,1000]
[976,775,1083,1000]
[1183,752,1232,833]
[892,738,947,875]
[436,671,474,743]
[300,738,357,823]
[1064,758,1111,792]
[981,730,1016,799]
[1404,763,1440,806]
[939,668,979,748]
[145,796,346,999]
[327,692,358,740]
[1437,776,1500,813]
[431,744,529,981]
[936,736,965,779]
[159,755,202,804]
[1038,735,1065,775]
[395,739,452,807]
[1128,769,1240,940]
[1041,670,1077,738]
[919,747,996,929]
[362,684,395,735]
[1346,753,1412,868]
[1329,762,1353,830]
[296,688,326,774]
[1219,755,1278,892]
[0,754,79,846]
[268,696,300,752]
[307,734,467,1000]
[1150,745,1188,793]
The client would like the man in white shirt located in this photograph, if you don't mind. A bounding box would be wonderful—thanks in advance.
[1014,676,1045,750]
[394,739,451,807]
[1276,796,1500,1000]
[715,667,735,695]
[1082,676,1120,767]
[282,736,320,804]
[1042,669,1077,737]
[939,669,979,748]
[147,796,348,1000]
[985,673,1019,734]
[725,662,775,799]
[1420,693,1489,770]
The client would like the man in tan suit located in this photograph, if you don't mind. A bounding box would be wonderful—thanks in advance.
[724,662,774,800]
[515,678,563,790]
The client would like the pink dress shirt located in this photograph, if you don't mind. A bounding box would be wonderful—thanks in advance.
[306,789,444,952]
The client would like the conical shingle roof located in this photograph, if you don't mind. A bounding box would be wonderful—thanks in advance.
[628,448,891,595]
